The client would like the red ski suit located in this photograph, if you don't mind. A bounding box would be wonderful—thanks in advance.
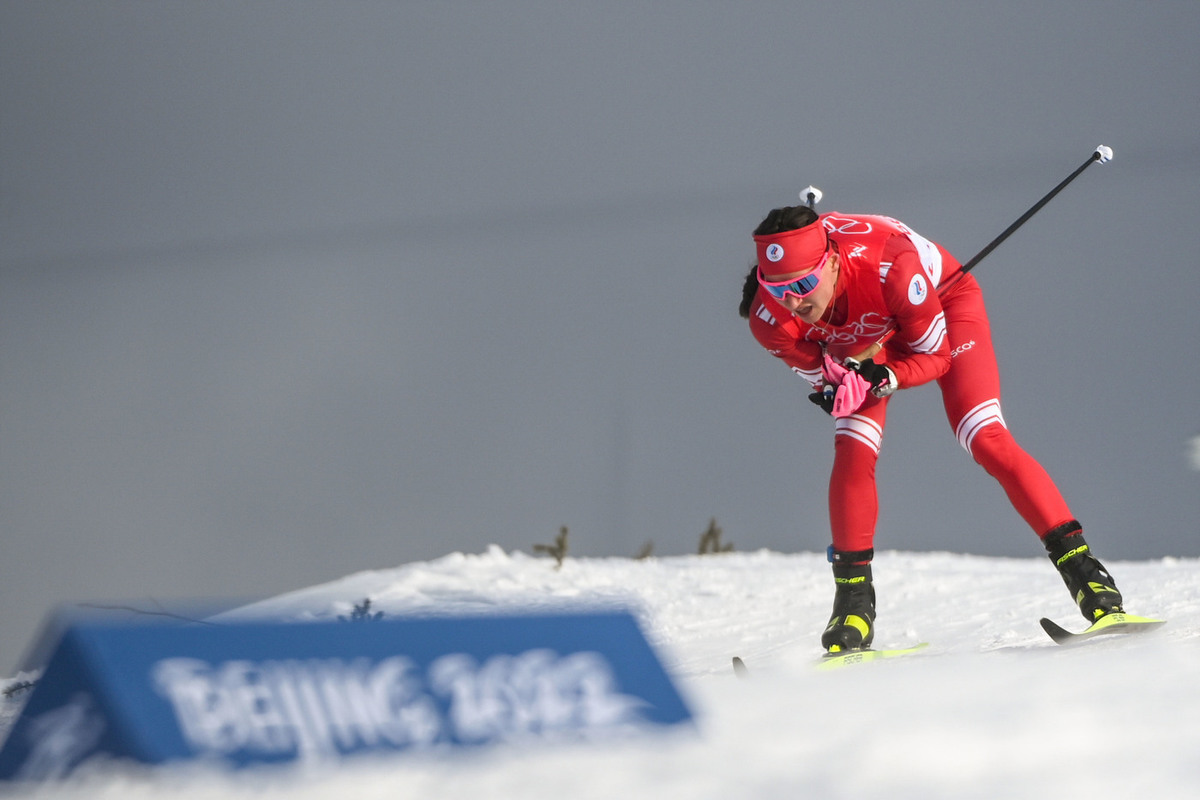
[748,213,1074,552]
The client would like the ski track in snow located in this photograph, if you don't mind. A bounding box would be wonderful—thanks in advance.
[2,547,1199,799]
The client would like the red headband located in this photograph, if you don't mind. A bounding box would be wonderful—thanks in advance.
[753,223,828,276]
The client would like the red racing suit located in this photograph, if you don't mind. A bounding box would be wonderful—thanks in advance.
[748,213,1074,553]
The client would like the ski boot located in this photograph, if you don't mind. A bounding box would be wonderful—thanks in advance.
[1043,520,1123,622]
[822,549,876,653]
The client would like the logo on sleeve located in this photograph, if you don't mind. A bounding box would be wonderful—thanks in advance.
[908,274,928,305]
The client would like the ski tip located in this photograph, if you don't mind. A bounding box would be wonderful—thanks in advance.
[1039,616,1073,644]
[732,656,749,678]
[1040,612,1166,645]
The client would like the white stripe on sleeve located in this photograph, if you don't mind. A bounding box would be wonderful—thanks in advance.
[910,312,947,353]
[792,365,823,389]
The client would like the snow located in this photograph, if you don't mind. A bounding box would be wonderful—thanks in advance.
[3,546,1200,798]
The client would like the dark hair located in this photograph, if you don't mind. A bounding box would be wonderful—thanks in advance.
[738,264,759,319]
[739,205,821,318]
[753,205,818,237]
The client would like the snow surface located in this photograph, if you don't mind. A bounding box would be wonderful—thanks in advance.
[3,546,1200,799]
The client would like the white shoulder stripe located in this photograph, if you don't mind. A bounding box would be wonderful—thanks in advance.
[905,229,943,286]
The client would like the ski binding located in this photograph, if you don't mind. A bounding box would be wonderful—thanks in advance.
[816,641,929,670]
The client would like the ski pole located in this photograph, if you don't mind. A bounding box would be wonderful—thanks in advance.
[828,145,1113,364]
[803,145,1113,282]
[958,145,1112,275]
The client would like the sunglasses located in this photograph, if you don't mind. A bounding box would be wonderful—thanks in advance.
[757,248,831,300]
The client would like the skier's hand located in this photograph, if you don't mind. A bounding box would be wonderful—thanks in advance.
[816,352,873,417]
[808,386,835,415]
[844,358,897,398]
[810,376,872,418]
[821,352,851,385]
[831,371,870,417]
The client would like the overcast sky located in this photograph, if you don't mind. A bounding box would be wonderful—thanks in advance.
[2,1,1198,670]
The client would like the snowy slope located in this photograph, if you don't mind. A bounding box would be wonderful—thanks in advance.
[3,547,1199,799]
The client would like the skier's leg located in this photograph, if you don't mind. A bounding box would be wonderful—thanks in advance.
[829,399,888,553]
[822,398,887,650]
[937,279,1073,534]
[937,279,1123,620]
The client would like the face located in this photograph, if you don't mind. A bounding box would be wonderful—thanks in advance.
[762,252,840,323]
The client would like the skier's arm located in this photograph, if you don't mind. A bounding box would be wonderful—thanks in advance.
[747,294,825,389]
[761,332,824,390]
[879,240,953,389]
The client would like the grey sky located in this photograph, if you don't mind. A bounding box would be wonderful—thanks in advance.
[2,1,1197,670]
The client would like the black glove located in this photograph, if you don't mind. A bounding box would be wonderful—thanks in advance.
[808,386,835,415]
[844,358,897,398]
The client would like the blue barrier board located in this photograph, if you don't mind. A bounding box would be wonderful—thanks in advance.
[0,610,691,780]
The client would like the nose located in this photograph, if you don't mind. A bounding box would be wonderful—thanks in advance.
[779,294,803,311]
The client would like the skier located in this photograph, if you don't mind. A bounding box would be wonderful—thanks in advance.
[739,205,1124,653]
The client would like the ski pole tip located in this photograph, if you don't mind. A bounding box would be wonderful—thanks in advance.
[1094,145,1113,163]
[801,185,823,208]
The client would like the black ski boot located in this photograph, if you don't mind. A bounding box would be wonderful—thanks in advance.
[821,549,876,653]
[1043,521,1123,622]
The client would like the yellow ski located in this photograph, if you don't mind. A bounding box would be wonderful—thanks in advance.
[815,642,930,670]
[1039,612,1165,645]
